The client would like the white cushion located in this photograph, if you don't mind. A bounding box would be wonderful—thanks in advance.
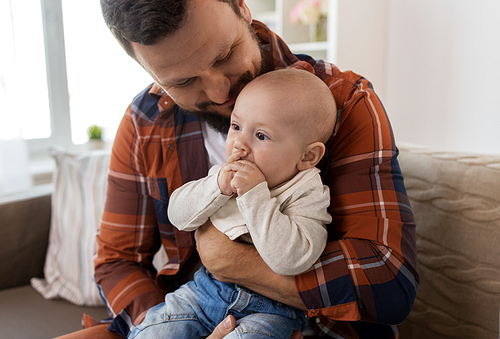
[31,147,110,306]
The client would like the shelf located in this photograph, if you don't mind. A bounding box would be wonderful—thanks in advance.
[289,41,329,52]
[247,0,337,62]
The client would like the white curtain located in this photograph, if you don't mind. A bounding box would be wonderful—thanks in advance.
[0,0,32,194]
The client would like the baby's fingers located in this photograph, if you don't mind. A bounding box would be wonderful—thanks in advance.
[224,162,243,172]
[218,166,236,196]
[227,150,247,163]
[235,160,260,172]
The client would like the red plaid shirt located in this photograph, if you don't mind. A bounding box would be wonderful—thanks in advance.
[94,21,418,338]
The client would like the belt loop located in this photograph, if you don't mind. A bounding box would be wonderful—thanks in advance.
[228,286,252,313]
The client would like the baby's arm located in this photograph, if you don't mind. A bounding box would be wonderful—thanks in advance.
[237,176,331,275]
[167,166,231,231]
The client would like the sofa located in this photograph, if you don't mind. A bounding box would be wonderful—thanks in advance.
[0,144,498,339]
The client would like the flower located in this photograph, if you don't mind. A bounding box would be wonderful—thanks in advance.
[290,0,328,26]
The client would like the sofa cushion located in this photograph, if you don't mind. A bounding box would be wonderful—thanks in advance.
[31,148,110,306]
[0,191,51,290]
[0,285,108,338]
[397,144,500,339]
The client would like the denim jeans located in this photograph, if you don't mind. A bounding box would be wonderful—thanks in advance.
[129,267,307,339]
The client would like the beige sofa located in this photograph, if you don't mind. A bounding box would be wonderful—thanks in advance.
[0,144,498,338]
[397,144,500,339]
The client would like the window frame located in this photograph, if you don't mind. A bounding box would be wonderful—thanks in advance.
[26,0,72,155]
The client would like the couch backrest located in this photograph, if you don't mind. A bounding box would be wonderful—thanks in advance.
[397,144,500,339]
[0,193,51,290]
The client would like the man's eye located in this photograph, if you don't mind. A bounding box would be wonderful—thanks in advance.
[215,51,232,66]
[175,78,194,88]
[256,132,268,140]
[221,51,232,62]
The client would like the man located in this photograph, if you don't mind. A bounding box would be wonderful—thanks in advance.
[61,0,419,338]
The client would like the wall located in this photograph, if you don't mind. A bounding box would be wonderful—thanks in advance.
[337,0,388,102]
[336,0,500,154]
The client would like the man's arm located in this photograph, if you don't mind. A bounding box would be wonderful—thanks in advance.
[94,111,166,331]
[195,221,306,310]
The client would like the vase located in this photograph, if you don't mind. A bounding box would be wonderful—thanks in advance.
[87,139,107,150]
[309,16,327,42]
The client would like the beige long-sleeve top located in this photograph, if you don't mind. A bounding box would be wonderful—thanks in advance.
[167,165,331,275]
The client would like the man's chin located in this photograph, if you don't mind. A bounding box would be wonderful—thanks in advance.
[187,109,231,135]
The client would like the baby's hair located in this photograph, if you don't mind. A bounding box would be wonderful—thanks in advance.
[247,68,337,145]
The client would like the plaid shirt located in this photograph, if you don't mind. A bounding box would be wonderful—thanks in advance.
[94,21,418,338]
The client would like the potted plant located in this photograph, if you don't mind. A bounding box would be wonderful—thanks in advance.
[87,125,106,150]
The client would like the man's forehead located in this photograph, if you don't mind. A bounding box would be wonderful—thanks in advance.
[133,1,236,85]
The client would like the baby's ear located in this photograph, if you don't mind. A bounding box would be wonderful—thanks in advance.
[297,142,326,171]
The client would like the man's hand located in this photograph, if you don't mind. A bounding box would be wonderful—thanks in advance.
[206,315,304,339]
[207,315,236,339]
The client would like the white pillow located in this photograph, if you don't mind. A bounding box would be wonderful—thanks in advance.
[31,147,110,306]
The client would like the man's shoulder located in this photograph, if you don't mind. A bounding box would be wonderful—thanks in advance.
[284,56,364,101]
[129,83,172,122]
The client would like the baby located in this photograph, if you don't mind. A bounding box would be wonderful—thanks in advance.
[130,68,337,339]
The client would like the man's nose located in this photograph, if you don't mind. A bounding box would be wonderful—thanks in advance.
[201,70,231,104]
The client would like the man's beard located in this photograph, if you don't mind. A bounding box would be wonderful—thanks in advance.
[189,111,231,135]
[188,70,255,134]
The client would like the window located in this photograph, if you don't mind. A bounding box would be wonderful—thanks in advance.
[1,0,51,141]
[60,0,151,145]
[0,0,151,194]
[1,0,151,149]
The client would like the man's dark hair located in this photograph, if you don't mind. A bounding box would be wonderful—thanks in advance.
[100,0,242,59]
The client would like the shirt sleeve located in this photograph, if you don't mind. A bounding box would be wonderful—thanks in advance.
[294,76,419,325]
[94,109,166,336]
[167,165,231,232]
[237,177,330,276]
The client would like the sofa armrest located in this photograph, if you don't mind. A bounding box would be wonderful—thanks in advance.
[0,188,51,290]
[397,143,500,339]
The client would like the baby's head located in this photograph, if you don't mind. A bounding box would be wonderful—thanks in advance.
[226,68,337,188]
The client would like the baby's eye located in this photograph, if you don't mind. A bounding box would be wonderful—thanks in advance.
[256,132,269,140]
[231,123,241,131]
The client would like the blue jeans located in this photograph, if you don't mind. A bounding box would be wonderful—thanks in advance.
[129,267,307,339]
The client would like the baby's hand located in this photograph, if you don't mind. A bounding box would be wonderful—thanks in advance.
[225,160,265,197]
[218,164,236,196]
[217,150,246,196]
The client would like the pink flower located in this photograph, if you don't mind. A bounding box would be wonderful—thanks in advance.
[289,3,302,24]
[289,0,327,25]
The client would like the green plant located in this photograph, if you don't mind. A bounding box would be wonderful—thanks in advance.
[87,125,103,140]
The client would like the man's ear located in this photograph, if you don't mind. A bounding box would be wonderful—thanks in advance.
[238,0,252,23]
[297,142,326,171]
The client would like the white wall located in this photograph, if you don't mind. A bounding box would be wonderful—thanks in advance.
[337,0,388,102]
[336,0,500,154]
